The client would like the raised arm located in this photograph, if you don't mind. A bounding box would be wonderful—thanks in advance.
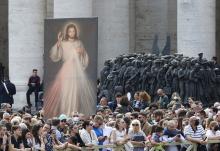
[50,32,63,62]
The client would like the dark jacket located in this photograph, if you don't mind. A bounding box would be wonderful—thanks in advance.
[0,80,16,105]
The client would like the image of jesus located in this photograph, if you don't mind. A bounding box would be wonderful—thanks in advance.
[43,23,96,117]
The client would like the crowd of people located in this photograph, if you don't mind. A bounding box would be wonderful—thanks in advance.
[1,88,220,151]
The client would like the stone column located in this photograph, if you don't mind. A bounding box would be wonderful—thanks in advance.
[93,0,130,75]
[135,0,169,53]
[177,0,216,60]
[52,0,93,18]
[9,0,45,109]
[0,0,8,77]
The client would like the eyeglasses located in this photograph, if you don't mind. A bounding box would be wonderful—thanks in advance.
[89,123,93,126]
[61,119,67,123]
[132,124,139,126]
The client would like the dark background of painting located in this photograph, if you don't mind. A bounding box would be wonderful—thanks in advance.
[44,18,98,96]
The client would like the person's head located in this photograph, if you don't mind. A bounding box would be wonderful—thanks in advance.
[130,119,141,132]
[189,116,200,127]
[130,112,139,120]
[23,114,32,124]
[100,97,108,106]
[96,108,105,116]
[65,23,78,40]
[209,121,218,131]
[58,114,67,128]
[123,116,131,130]
[167,120,177,131]
[43,123,51,133]
[182,119,189,130]
[2,103,12,113]
[82,120,93,131]
[115,119,126,130]
[93,115,104,128]
[50,129,57,138]
[188,97,194,106]
[153,110,164,122]
[70,124,79,135]
[198,110,206,120]
[32,69,38,76]
[115,92,122,104]
[212,56,217,64]
[149,103,159,113]
[177,109,187,118]
[23,129,32,139]
[215,111,220,123]
[138,112,147,124]
[32,124,43,137]
[3,112,10,122]
[206,118,214,128]
[12,125,22,137]
[157,89,164,97]
[198,53,203,59]
[186,111,195,118]
[155,126,164,136]
[120,96,130,107]
[134,92,140,101]
[139,91,151,102]
[171,92,180,100]
[51,118,60,127]
[211,107,219,115]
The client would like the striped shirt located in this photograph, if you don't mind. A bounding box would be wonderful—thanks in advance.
[184,124,206,140]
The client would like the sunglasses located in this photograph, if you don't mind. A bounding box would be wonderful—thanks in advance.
[132,124,139,126]
[61,119,67,122]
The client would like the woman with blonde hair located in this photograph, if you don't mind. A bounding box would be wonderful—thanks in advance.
[128,119,146,151]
